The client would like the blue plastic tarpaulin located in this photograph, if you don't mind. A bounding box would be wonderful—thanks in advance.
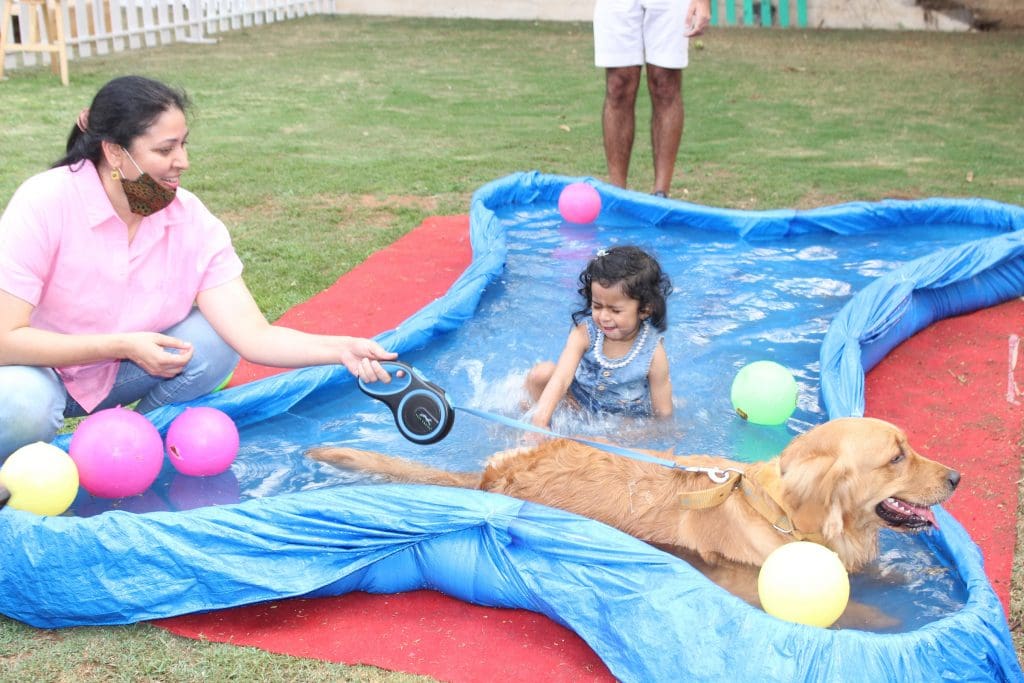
[2,172,1023,682]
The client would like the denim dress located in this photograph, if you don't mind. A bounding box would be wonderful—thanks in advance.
[568,318,663,417]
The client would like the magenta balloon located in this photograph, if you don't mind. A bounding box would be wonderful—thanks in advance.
[557,183,602,224]
[165,407,240,477]
[68,407,164,498]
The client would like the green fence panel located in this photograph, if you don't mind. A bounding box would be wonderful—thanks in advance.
[710,0,807,28]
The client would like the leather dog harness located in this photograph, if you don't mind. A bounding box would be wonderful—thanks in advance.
[675,462,825,543]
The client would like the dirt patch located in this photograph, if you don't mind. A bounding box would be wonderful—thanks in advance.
[354,194,441,212]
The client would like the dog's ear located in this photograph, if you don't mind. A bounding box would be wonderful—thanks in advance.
[785,458,856,544]
[779,426,852,540]
[778,427,833,485]
[778,422,842,476]
[818,462,857,541]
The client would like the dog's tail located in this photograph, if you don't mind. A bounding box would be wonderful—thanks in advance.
[307,446,482,489]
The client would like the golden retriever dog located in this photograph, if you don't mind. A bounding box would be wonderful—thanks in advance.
[308,416,959,627]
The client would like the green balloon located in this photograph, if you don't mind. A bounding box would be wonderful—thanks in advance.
[731,361,798,426]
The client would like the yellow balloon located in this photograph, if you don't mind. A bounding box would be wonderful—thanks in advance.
[757,541,850,628]
[0,442,80,516]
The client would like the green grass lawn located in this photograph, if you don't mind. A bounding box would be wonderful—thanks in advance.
[1,16,1022,680]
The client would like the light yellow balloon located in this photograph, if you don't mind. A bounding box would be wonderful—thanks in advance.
[0,442,80,516]
[757,541,850,628]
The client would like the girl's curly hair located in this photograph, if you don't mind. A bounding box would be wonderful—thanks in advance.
[572,245,672,331]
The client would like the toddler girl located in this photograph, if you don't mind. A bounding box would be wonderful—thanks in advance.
[525,245,673,429]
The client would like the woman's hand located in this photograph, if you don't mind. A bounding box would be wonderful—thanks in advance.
[121,332,194,377]
[338,336,398,383]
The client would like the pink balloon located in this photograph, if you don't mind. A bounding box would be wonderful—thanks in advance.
[165,407,240,477]
[557,182,602,224]
[69,407,164,499]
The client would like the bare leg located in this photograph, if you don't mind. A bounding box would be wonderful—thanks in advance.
[647,64,683,196]
[602,66,642,189]
[524,361,556,403]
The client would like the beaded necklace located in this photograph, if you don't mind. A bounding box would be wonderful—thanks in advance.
[594,320,651,370]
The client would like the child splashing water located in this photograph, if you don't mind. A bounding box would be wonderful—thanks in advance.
[525,245,673,430]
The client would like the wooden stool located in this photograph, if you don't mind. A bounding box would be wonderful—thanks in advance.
[0,0,69,85]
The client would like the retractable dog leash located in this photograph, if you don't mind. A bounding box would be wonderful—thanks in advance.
[357,361,455,445]
[358,360,737,483]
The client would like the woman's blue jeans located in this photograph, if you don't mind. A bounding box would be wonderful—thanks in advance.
[0,308,238,459]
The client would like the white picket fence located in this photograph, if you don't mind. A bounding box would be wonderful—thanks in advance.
[2,0,332,74]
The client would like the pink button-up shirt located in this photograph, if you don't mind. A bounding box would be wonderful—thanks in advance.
[0,161,244,411]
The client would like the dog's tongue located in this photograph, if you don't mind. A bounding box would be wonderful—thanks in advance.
[896,498,939,529]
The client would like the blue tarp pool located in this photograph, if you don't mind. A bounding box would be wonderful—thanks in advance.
[2,172,1023,682]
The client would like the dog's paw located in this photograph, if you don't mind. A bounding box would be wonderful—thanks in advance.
[834,600,900,631]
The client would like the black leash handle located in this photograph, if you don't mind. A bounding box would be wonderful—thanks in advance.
[358,361,455,445]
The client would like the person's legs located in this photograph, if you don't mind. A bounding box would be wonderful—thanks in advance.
[0,309,236,457]
[0,366,66,459]
[603,66,643,189]
[641,0,690,195]
[133,308,238,412]
[65,308,239,417]
[594,0,644,189]
[646,65,683,195]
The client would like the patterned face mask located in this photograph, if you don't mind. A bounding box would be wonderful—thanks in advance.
[117,150,177,216]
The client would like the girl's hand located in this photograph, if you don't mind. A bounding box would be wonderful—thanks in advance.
[123,333,194,377]
[520,428,548,447]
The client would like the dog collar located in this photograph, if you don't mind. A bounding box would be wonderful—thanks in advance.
[739,467,825,544]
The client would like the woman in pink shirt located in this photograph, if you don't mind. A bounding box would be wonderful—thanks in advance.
[0,75,397,459]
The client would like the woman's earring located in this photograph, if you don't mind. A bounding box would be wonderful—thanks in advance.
[111,169,121,180]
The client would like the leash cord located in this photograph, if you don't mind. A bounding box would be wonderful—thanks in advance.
[452,404,739,484]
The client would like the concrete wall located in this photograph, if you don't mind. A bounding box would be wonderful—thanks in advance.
[331,0,593,22]
[809,0,971,30]
[330,0,985,31]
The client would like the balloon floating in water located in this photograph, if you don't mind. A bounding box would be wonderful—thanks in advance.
[0,442,79,515]
[558,182,602,224]
[758,541,851,628]
[69,407,165,498]
[730,360,798,425]
[165,407,240,477]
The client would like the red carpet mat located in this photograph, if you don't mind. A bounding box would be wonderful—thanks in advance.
[157,591,611,681]
[228,215,477,386]
[155,216,1018,678]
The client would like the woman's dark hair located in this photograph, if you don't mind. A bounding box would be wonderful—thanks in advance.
[52,75,190,170]
[572,245,672,331]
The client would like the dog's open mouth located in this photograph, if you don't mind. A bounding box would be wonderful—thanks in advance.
[875,497,939,529]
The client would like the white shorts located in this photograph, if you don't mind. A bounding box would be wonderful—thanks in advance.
[594,0,692,69]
